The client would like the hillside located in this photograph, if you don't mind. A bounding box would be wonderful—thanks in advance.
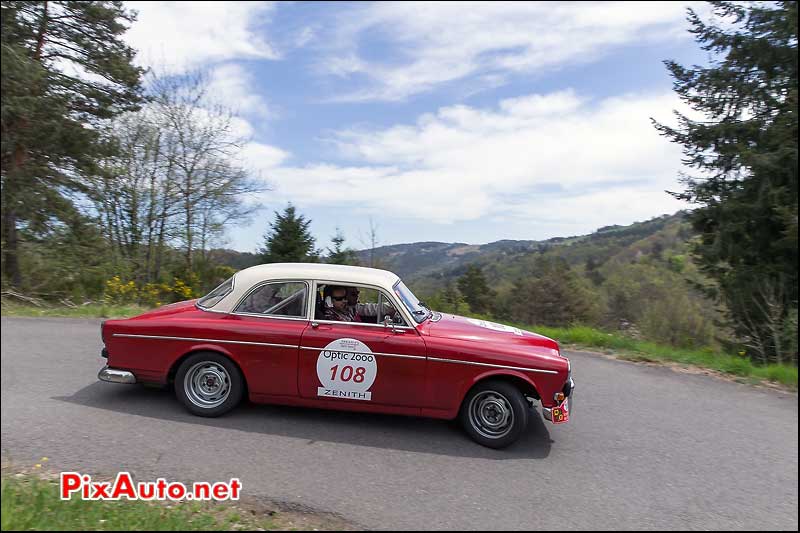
[358,211,692,295]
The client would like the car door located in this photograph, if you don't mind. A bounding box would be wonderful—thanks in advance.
[223,280,311,397]
[298,282,427,408]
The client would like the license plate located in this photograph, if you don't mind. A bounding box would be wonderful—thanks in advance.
[551,397,570,424]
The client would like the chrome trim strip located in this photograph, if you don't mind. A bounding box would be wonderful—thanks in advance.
[231,311,310,322]
[112,333,297,349]
[98,366,136,384]
[299,345,426,361]
[427,357,559,375]
[309,318,416,330]
[199,306,228,314]
[111,336,554,373]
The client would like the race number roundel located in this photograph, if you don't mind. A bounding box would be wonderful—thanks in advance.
[316,338,378,401]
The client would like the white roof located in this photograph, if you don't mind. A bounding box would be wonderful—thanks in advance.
[211,263,401,313]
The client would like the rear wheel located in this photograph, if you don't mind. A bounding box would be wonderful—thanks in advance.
[460,380,528,449]
[175,352,243,417]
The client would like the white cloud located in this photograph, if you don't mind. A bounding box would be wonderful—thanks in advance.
[322,1,700,101]
[208,64,274,120]
[125,1,279,75]
[240,89,690,230]
[240,143,291,170]
[295,26,317,48]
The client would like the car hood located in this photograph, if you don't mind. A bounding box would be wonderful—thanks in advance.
[128,299,200,320]
[422,313,561,356]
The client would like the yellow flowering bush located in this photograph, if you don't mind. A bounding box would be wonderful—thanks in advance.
[172,278,197,300]
[103,275,202,306]
[103,276,137,304]
[139,282,172,306]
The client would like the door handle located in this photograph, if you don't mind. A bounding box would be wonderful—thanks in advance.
[311,322,319,329]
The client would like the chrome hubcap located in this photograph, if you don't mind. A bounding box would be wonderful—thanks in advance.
[184,362,231,409]
[469,391,514,439]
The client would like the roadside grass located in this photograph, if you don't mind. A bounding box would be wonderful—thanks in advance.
[1,474,280,531]
[484,320,798,391]
[1,300,148,319]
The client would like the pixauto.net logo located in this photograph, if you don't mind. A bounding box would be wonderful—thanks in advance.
[60,472,242,501]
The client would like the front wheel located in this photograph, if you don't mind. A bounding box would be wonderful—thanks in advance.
[459,380,528,449]
[175,352,244,417]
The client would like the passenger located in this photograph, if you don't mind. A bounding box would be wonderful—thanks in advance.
[346,286,364,321]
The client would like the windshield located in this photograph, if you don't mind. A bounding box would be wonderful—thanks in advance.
[393,280,430,324]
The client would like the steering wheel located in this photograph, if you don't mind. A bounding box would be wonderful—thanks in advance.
[390,309,405,325]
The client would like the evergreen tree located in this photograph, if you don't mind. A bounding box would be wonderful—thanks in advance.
[653,1,798,363]
[507,257,602,328]
[584,256,605,286]
[327,228,358,265]
[258,204,318,263]
[1,1,145,287]
[457,264,494,314]
[428,281,470,315]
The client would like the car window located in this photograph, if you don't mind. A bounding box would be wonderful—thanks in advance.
[236,282,307,318]
[315,283,407,326]
[197,276,233,309]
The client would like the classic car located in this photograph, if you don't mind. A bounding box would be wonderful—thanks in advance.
[99,263,574,448]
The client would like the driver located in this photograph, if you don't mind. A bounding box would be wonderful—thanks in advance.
[322,285,357,322]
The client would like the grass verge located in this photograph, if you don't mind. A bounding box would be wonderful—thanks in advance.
[1,300,149,319]
[516,323,797,391]
[1,474,279,531]
[1,463,356,531]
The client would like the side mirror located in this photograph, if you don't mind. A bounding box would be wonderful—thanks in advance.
[383,315,404,334]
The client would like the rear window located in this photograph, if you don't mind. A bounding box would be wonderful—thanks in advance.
[197,276,234,309]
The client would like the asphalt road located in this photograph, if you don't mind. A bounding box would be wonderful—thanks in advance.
[1,316,797,530]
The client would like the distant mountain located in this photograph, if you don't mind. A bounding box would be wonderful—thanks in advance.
[357,211,692,295]
[212,211,693,297]
[206,249,261,270]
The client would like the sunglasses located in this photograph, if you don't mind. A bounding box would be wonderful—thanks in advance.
[331,296,347,301]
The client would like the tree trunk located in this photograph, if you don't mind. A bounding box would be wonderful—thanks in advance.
[34,1,49,61]
[2,2,48,288]
[3,142,29,287]
[2,207,22,288]
[184,175,193,273]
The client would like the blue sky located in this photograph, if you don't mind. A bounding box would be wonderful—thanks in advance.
[124,1,710,253]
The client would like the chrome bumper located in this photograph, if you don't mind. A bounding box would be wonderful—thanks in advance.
[98,366,136,384]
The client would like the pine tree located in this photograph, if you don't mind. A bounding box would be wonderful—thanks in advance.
[653,1,798,363]
[1,1,145,287]
[327,228,358,265]
[457,264,494,314]
[259,204,318,263]
[508,257,602,327]
[585,256,605,286]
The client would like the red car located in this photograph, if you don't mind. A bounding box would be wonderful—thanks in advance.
[99,263,574,448]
